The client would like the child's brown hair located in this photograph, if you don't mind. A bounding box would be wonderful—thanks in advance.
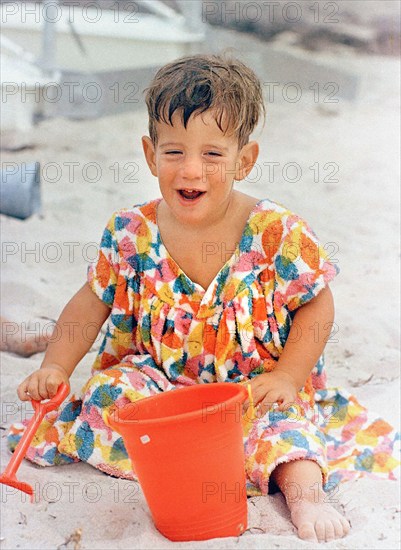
[144,53,265,149]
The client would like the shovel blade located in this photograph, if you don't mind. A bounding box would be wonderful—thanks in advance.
[0,474,34,502]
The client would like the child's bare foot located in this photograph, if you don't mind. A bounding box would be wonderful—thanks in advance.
[8,334,49,357]
[0,317,50,357]
[271,459,350,543]
[288,491,350,542]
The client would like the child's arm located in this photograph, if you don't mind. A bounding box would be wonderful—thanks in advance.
[247,285,335,414]
[17,282,110,402]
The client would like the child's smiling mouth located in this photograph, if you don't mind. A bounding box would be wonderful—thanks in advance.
[178,189,206,201]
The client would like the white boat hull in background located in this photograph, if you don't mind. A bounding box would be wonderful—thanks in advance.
[0,2,204,133]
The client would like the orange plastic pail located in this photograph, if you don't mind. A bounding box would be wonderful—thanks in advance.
[107,382,248,541]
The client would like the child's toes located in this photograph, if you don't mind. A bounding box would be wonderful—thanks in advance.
[324,520,335,541]
[315,520,326,541]
[297,522,318,541]
[332,518,346,538]
[340,516,351,536]
[332,518,344,539]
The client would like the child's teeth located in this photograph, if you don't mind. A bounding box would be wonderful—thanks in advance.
[180,189,203,199]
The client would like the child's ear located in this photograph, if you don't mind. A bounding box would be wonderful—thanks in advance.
[142,136,158,177]
[235,141,259,181]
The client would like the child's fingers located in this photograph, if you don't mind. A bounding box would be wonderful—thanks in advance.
[276,393,298,411]
[37,373,52,400]
[17,379,31,401]
[27,374,46,401]
[46,374,64,398]
[276,399,290,412]
[250,385,270,408]
[17,368,69,403]
[258,391,294,415]
[257,391,280,416]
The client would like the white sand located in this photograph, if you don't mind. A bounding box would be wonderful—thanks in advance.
[1,36,400,549]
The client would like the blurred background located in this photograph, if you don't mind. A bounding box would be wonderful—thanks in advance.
[1,0,399,138]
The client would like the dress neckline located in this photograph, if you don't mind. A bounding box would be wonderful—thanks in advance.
[154,196,264,294]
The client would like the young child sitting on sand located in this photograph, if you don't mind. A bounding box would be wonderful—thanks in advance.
[13,54,399,543]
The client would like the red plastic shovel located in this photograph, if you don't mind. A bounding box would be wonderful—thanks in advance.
[0,382,69,502]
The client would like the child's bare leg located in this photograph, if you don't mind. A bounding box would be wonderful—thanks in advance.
[271,459,350,542]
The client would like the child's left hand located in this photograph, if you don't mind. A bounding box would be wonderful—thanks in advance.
[243,370,299,417]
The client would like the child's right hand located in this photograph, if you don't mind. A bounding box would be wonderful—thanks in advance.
[17,364,70,402]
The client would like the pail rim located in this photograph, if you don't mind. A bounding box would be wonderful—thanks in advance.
[108,382,248,427]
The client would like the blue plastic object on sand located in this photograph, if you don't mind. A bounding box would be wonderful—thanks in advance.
[0,162,41,219]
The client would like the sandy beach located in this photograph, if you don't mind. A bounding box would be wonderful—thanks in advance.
[1,22,400,550]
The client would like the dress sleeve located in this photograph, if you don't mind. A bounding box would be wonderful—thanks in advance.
[273,214,339,312]
[87,213,120,307]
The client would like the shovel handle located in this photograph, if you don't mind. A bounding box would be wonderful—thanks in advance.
[3,383,69,478]
[31,382,70,415]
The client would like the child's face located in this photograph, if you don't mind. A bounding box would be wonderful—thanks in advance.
[142,110,258,227]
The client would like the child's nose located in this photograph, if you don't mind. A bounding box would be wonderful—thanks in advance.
[181,157,204,181]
